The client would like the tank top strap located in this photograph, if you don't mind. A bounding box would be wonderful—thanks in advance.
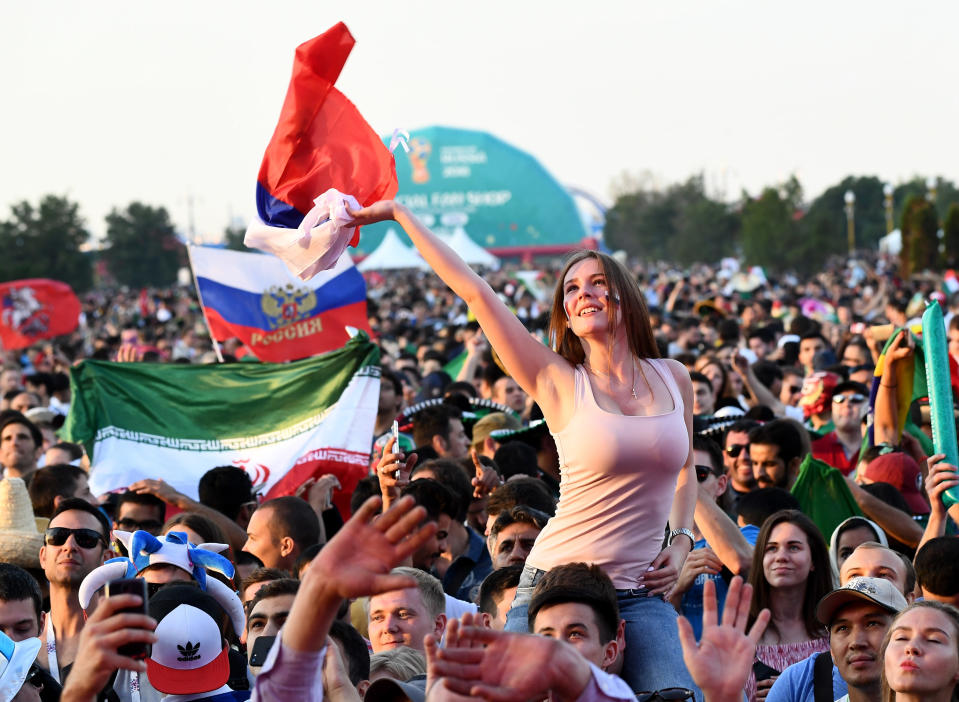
[647,358,682,413]
[573,364,591,407]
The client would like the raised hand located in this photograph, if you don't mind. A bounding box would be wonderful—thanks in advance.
[925,454,958,517]
[304,495,435,600]
[431,617,593,702]
[60,594,157,702]
[344,201,397,227]
[282,495,437,656]
[129,477,183,505]
[470,449,502,499]
[296,474,342,513]
[677,576,770,702]
[376,436,418,509]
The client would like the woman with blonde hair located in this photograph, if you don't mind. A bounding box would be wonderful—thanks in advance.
[351,201,698,694]
[882,601,959,702]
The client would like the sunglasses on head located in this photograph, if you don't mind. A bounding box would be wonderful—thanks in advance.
[725,443,748,458]
[695,465,715,482]
[833,394,866,405]
[44,527,106,549]
[637,688,695,702]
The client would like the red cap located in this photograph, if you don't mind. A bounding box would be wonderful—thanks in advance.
[861,452,929,515]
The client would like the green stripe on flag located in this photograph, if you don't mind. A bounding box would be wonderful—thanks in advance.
[63,334,380,449]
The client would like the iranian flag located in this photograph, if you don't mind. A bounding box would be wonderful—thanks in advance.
[62,334,379,516]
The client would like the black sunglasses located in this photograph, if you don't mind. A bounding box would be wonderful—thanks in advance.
[695,465,714,482]
[116,518,164,532]
[147,579,200,599]
[833,394,867,405]
[44,527,106,549]
[637,688,695,702]
[725,443,748,458]
[25,664,44,689]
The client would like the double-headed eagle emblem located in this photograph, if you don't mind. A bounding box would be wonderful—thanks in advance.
[260,284,317,330]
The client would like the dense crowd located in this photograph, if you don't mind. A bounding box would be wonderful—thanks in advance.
[2,222,959,702]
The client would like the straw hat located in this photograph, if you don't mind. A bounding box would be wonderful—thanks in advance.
[0,478,46,569]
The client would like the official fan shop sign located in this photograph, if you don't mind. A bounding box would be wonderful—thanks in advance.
[0,279,81,350]
[356,126,590,256]
[62,334,379,516]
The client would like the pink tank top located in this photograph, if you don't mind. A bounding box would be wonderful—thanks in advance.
[525,358,690,589]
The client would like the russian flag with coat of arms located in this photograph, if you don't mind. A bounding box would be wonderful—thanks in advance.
[190,246,369,363]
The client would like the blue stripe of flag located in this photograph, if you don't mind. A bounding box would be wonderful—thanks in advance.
[256,182,306,229]
[196,265,366,330]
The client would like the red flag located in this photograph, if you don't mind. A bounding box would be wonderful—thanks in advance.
[0,279,81,350]
[255,22,398,243]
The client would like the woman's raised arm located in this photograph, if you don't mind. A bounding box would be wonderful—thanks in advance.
[348,201,571,412]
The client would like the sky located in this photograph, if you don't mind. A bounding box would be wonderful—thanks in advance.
[3,1,958,243]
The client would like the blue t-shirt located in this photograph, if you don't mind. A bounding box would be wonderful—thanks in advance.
[680,524,760,640]
[766,652,848,702]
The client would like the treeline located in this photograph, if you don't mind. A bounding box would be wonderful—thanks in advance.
[0,196,184,291]
[605,174,959,274]
[4,175,959,292]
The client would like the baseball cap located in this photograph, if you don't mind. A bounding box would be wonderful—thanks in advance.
[364,677,426,702]
[816,576,908,624]
[147,586,230,695]
[471,412,521,447]
[860,452,929,515]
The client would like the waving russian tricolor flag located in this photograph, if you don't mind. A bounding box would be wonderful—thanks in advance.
[252,22,397,247]
[189,246,370,363]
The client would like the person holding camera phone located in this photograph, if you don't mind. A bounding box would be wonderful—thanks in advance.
[59,495,435,702]
[745,511,833,702]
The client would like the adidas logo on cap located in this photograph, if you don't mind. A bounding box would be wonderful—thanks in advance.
[176,641,201,662]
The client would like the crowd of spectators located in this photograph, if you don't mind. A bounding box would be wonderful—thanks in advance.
[1,248,959,701]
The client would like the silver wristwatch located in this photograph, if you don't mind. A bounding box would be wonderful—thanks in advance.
[667,527,695,547]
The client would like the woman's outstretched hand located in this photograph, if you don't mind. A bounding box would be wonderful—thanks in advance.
[345,200,398,227]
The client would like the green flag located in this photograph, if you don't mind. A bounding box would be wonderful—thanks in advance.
[791,454,863,540]
[63,334,379,516]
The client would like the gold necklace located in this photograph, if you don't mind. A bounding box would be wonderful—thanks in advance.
[585,360,639,399]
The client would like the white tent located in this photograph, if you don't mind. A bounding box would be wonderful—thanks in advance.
[357,228,429,271]
[446,227,500,269]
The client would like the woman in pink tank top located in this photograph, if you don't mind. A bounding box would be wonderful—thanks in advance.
[347,201,700,695]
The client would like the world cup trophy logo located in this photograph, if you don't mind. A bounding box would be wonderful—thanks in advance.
[408,138,432,184]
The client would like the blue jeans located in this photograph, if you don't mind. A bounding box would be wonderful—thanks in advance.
[505,566,703,700]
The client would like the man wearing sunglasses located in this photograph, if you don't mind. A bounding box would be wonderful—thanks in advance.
[722,420,760,509]
[670,437,756,639]
[36,498,111,685]
[811,381,870,476]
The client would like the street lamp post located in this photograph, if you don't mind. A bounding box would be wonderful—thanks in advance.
[844,190,856,255]
[883,183,894,234]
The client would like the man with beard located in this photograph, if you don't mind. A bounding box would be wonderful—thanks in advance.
[36,498,111,684]
[0,414,42,484]
[749,419,806,491]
